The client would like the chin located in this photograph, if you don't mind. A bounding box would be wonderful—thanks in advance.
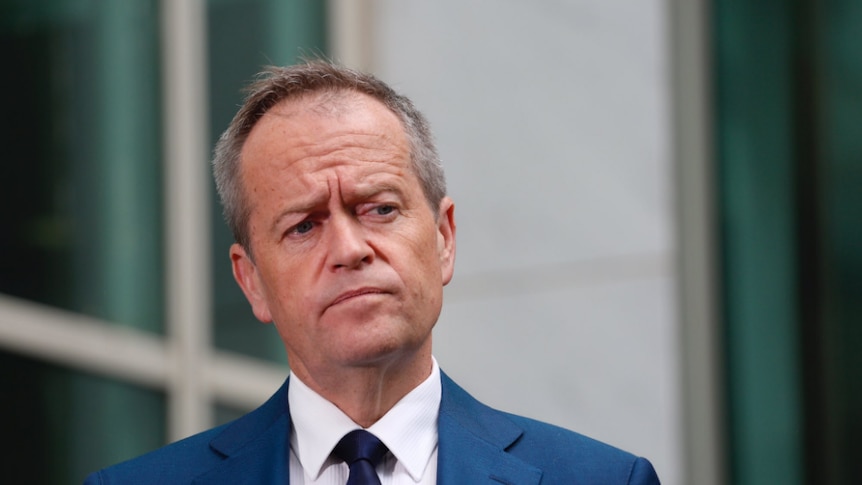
[339,332,427,368]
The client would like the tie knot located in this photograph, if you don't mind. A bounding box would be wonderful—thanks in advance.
[334,429,389,467]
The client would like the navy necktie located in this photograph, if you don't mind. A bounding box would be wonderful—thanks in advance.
[333,429,389,485]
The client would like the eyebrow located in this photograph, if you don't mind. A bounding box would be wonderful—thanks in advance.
[268,182,407,233]
[351,181,405,201]
[269,194,328,234]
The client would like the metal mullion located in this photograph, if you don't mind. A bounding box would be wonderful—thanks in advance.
[670,0,726,484]
[327,0,374,71]
[206,352,286,411]
[161,0,212,441]
[0,292,286,415]
[0,294,169,388]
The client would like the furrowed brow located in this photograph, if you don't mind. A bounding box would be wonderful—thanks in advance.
[352,181,405,200]
[270,195,327,233]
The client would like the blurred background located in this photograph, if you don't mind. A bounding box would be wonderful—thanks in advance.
[0,1,859,484]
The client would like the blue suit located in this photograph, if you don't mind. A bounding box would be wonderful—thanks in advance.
[84,372,660,484]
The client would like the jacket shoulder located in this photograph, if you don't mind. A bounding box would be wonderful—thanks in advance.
[84,378,291,485]
[83,424,230,484]
[503,412,659,484]
[439,372,659,484]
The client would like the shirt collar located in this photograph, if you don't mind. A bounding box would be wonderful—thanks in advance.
[288,358,441,482]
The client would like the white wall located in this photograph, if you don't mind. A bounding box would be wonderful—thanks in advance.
[354,1,681,483]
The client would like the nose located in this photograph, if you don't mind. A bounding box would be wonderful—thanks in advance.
[326,213,373,270]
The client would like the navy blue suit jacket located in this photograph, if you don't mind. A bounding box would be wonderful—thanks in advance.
[84,372,660,484]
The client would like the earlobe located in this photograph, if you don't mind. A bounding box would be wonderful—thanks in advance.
[436,197,457,285]
[230,243,274,323]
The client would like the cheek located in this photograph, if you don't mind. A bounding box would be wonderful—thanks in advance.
[257,258,309,315]
[389,235,435,279]
[401,238,445,301]
[414,227,445,275]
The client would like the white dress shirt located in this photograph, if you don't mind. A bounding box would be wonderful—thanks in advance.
[287,358,441,485]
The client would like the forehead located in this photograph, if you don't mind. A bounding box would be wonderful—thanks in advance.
[238,92,418,206]
[241,91,409,166]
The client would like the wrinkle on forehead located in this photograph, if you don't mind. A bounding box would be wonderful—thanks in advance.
[240,91,416,239]
[291,133,406,169]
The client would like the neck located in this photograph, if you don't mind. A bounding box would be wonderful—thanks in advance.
[289,345,433,428]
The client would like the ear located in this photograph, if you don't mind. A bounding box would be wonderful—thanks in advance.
[436,197,456,286]
[230,243,274,323]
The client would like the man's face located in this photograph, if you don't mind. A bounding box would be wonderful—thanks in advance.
[230,93,455,381]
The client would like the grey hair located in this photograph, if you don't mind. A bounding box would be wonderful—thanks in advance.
[212,60,446,251]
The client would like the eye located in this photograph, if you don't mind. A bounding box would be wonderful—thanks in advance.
[375,205,395,216]
[356,202,399,220]
[293,220,314,235]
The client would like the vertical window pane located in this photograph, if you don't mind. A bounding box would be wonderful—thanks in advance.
[715,1,804,484]
[812,0,862,481]
[0,0,164,333]
[717,0,862,483]
[207,0,327,362]
[0,351,166,483]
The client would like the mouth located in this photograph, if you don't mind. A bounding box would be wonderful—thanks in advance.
[329,287,388,307]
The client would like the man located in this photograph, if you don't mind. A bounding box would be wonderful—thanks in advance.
[85,61,660,484]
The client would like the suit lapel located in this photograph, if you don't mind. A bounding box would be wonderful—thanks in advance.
[192,414,291,485]
[437,373,543,485]
[193,378,292,485]
[185,373,543,485]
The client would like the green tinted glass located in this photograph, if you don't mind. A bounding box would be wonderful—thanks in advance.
[0,351,166,483]
[0,0,163,333]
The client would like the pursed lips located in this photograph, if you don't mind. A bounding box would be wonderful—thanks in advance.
[329,287,387,308]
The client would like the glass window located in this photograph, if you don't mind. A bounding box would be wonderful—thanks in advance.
[717,0,862,483]
[0,351,166,483]
[0,0,164,333]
